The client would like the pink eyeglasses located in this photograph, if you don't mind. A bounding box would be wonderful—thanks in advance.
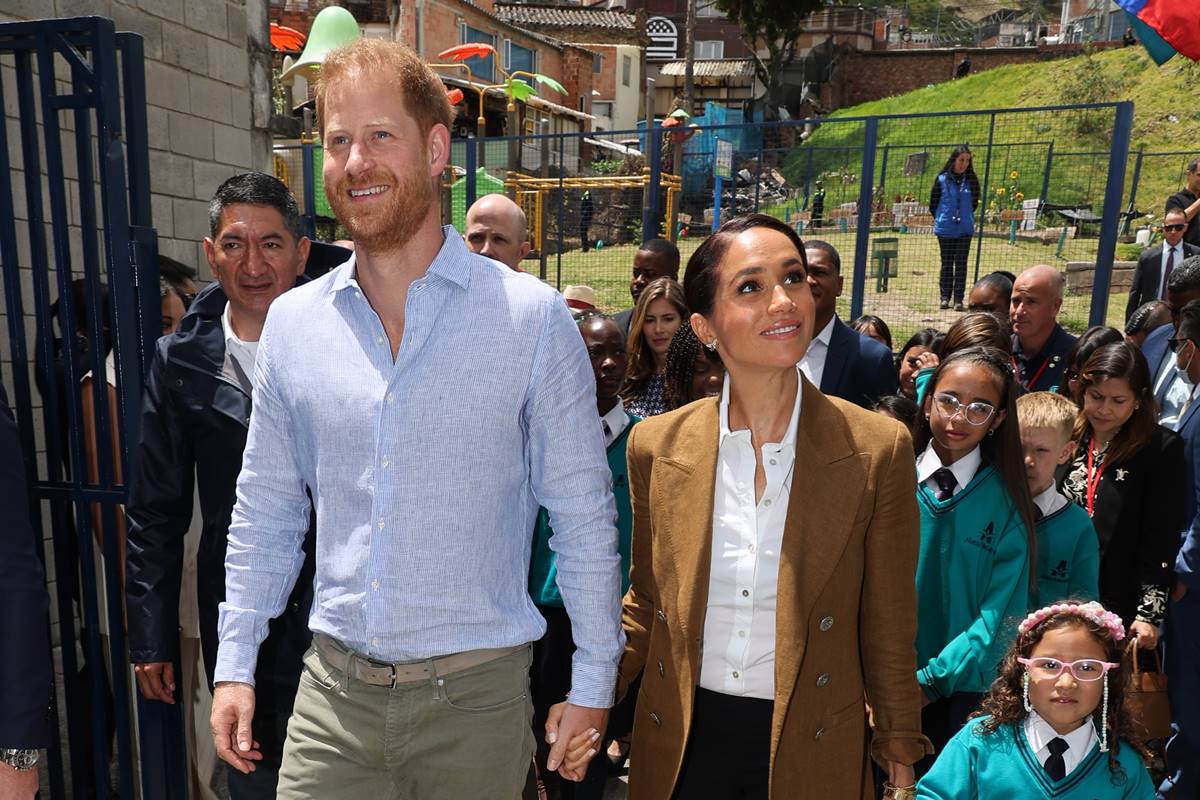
[1018,657,1120,682]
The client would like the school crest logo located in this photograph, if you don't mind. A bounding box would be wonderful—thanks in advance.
[613,474,628,490]
[1050,560,1069,581]
[967,522,997,554]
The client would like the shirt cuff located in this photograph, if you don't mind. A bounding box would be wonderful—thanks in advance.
[566,655,619,709]
[213,640,259,687]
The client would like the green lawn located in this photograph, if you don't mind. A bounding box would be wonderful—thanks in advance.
[536,229,1119,347]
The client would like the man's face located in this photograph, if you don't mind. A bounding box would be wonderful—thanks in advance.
[579,317,627,407]
[630,250,677,303]
[1010,273,1061,343]
[1164,212,1188,247]
[1168,287,1200,332]
[465,206,529,270]
[1188,166,1200,195]
[804,246,842,327]
[321,73,446,253]
[203,204,309,321]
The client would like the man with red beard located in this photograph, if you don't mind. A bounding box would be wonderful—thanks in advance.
[208,39,622,799]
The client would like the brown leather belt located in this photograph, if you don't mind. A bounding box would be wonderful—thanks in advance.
[312,632,524,689]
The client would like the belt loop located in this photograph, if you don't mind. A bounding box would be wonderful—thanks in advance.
[342,647,353,695]
[430,658,442,701]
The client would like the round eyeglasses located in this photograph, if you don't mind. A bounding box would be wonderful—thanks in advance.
[932,392,996,426]
[1018,657,1120,682]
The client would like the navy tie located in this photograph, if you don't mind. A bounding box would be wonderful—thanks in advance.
[1044,737,1068,781]
[1163,246,1176,300]
[932,468,957,501]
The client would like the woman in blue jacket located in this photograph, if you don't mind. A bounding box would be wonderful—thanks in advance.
[929,145,981,311]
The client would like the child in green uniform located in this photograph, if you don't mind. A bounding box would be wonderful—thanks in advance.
[1016,391,1099,609]
[917,601,1154,799]
[912,347,1037,776]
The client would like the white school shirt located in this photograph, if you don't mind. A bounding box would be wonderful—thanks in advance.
[698,367,802,700]
[916,442,982,498]
[1032,483,1070,518]
[1024,710,1097,778]
[600,399,629,448]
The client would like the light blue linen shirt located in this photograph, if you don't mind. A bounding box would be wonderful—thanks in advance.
[213,229,624,707]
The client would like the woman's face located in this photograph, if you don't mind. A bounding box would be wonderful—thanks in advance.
[161,290,186,337]
[690,348,725,400]
[1082,377,1136,442]
[898,346,931,399]
[858,322,888,348]
[691,227,814,374]
[643,298,682,362]
[953,151,972,174]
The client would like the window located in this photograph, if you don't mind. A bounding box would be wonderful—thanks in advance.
[593,54,603,74]
[697,0,723,17]
[621,54,632,86]
[694,40,724,59]
[506,40,535,75]
[459,24,496,82]
[593,101,613,118]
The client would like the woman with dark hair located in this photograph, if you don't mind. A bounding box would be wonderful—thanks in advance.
[910,312,1012,404]
[851,314,893,351]
[1124,300,1172,348]
[874,394,920,442]
[1062,341,1186,645]
[566,213,932,799]
[621,277,686,418]
[898,328,944,401]
[929,145,981,311]
[1058,326,1124,404]
[663,320,725,411]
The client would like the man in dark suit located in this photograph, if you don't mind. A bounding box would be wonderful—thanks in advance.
[799,240,898,407]
[0,383,53,796]
[611,238,680,338]
[1165,157,1200,249]
[1125,208,1199,323]
[1143,257,1200,429]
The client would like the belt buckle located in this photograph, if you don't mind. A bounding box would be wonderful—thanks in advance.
[388,663,398,689]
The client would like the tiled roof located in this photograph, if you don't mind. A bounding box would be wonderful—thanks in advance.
[493,3,639,32]
[658,58,756,78]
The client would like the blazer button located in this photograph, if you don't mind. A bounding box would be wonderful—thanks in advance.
[657,660,664,677]
[819,615,834,632]
[816,672,830,688]
[656,609,666,622]
[814,727,825,740]
[649,712,661,726]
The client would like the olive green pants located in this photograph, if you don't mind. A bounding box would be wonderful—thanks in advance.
[276,643,535,799]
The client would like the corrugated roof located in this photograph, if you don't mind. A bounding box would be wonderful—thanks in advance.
[658,58,755,78]
[493,3,638,32]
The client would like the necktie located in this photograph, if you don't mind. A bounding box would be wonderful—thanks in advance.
[1164,246,1176,299]
[932,468,957,501]
[602,419,612,443]
[1044,737,1069,781]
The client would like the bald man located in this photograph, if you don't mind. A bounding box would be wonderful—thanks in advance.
[464,194,531,271]
[1010,264,1078,392]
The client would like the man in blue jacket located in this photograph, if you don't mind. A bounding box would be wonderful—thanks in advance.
[1144,257,1200,429]
[799,240,898,407]
[0,383,52,797]
[125,173,317,799]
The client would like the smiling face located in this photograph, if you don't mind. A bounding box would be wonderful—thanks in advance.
[924,361,1005,464]
[642,298,682,361]
[203,203,308,326]
[1021,425,1073,496]
[1082,376,1136,443]
[1026,624,1108,735]
[898,345,931,399]
[321,72,446,254]
[690,227,814,376]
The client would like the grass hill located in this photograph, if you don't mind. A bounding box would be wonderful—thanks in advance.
[783,47,1200,223]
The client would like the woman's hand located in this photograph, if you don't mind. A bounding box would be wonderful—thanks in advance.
[914,351,940,371]
[1130,620,1159,650]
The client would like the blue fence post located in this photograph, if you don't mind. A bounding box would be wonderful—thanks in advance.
[803,144,814,210]
[301,137,317,239]
[1122,144,1145,237]
[1039,140,1055,206]
[465,137,477,210]
[643,123,662,242]
[849,117,878,321]
[879,143,890,190]
[971,112,997,285]
[1091,101,1134,326]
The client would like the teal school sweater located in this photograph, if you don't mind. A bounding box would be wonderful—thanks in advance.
[528,413,637,607]
[917,716,1154,799]
[1034,498,1100,609]
[916,465,1031,698]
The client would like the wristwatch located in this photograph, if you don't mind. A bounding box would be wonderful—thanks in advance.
[1,748,39,771]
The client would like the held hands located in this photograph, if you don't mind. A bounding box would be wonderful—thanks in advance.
[544,701,610,782]
[210,681,262,774]
[133,661,176,703]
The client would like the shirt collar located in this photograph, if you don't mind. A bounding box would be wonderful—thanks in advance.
[812,315,836,348]
[328,226,472,295]
[1032,483,1069,518]
[718,366,804,451]
[1024,710,1097,759]
[1013,323,1063,361]
[600,399,629,446]
[220,302,255,348]
[916,441,982,490]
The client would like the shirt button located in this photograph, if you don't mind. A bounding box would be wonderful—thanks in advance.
[814,727,825,740]
[738,630,746,638]
[769,458,777,465]
[741,589,750,597]
[748,544,756,553]
[371,637,379,647]
[816,672,830,687]
[820,615,834,631]
[732,671,739,679]
[387,393,395,404]
[381,456,390,467]
[378,518,386,529]
[355,291,362,299]
[764,499,772,507]
[371,580,380,590]
[376,336,383,344]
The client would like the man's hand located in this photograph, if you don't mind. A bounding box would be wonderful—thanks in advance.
[544,702,609,782]
[211,681,262,774]
[0,761,39,799]
[133,661,176,703]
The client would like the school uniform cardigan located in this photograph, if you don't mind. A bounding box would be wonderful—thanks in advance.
[916,716,1155,799]
[1033,501,1099,610]
[916,465,1031,699]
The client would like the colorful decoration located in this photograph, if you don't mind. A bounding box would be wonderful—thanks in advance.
[1115,0,1199,63]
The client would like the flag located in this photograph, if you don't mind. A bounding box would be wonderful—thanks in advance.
[1116,0,1200,62]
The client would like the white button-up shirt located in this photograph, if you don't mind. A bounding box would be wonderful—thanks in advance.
[600,399,629,448]
[1032,482,1069,518]
[698,368,802,700]
[799,315,836,389]
[916,442,982,498]
[1024,710,1096,778]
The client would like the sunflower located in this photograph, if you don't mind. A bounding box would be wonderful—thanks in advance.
[1009,170,1019,180]
[996,187,1006,195]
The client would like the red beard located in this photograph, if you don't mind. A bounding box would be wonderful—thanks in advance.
[325,167,435,253]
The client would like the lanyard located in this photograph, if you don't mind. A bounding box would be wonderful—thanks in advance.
[1012,352,1052,391]
[1084,436,1106,518]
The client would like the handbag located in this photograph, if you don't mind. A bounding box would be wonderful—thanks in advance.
[1124,637,1172,741]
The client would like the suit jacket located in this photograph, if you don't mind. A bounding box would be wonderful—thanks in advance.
[1126,242,1200,322]
[1143,324,1173,409]
[1174,400,1200,589]
[613,306,634,340]
[618,379,930,800]
[0,384,53,749]
[819,317,899,409]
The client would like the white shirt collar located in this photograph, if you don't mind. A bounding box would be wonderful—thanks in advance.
[916,441,982,493]
[718,366,803,450]
[220,301,256,349]
[1032,483,1069,518]
[811,315,836,349]
[600,399,629,448]
[1024,710,1097,776]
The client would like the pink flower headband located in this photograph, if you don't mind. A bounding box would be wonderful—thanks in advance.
[1018,601,1125,643]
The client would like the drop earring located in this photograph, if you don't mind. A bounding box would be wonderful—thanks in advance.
[1022,671,1032,713]
[1099,673,1110,752]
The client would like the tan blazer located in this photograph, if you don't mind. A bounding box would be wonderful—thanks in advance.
[618,379,932,799]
